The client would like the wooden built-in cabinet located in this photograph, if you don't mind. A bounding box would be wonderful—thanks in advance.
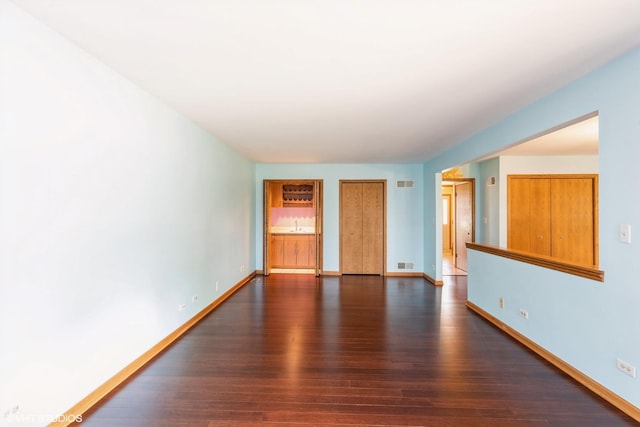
[270,234,315,268]
[270,183,314,208]
[282,184,313,207]
[264,179,323,275]
[508,174,598,266]
[270,234,285,267]
[270,183,284,208]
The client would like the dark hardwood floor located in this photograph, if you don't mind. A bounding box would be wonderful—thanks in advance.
[78,274,636,426]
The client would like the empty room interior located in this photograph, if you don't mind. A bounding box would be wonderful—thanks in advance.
[1,1,640,426]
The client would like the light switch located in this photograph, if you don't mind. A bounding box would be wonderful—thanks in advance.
[620,224,631,244]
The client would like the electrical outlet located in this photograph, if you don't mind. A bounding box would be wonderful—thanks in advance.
[519,308,528,319]
[240,264,245,273]
[617,358,637,378]
[192,295,198,302]
[215,281,219,292]
[178,304,187,311]
[499,297,504,309]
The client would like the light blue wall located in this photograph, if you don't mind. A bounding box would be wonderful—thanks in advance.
[256,164,423,273]
[424,47,640,408]
[477,157,500,245]
[0,1,255,422]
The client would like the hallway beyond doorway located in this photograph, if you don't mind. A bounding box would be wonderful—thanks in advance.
[443,253,467,276]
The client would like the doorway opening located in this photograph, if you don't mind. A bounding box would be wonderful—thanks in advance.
[263,180,323,276]
[441,178,474,276]
[435,113,598,282]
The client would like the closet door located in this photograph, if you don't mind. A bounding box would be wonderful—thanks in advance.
[551,177,596,266]
[508,174,598,266]
[362,182,384,274]
[528,178,551,256]
[340,182,364,274]
[340,181,385,275]
[507,177,529,252]
[508,177,551,256]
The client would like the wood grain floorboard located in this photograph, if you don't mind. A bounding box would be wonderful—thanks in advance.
[77,275,636,426]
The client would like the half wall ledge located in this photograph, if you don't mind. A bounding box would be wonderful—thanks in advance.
[466,243,604,282]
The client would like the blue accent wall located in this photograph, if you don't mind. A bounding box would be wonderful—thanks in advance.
[256,163,424,273]
[424,47,640,408]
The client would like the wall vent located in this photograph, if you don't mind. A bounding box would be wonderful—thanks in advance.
[397,180,414,188]
[397,262,415,270]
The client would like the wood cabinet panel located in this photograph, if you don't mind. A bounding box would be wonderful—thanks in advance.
[307,235,316,268]
[270,234,285,267]
[283,235,298,268]
[270,183,284,207]
[295,235,314,268]
[271,234,315,268]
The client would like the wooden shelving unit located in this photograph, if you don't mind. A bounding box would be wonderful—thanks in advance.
[282,184,313,207]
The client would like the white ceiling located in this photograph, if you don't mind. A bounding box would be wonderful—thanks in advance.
[10,1,640,163]
[488,114,599,158]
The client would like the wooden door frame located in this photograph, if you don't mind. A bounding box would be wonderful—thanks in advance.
[263,179,324,276]
[314,180,324,276]
[442,186,454,254]
[339,179,387,276]
[445,178,475,270]
[263,180,270,275]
